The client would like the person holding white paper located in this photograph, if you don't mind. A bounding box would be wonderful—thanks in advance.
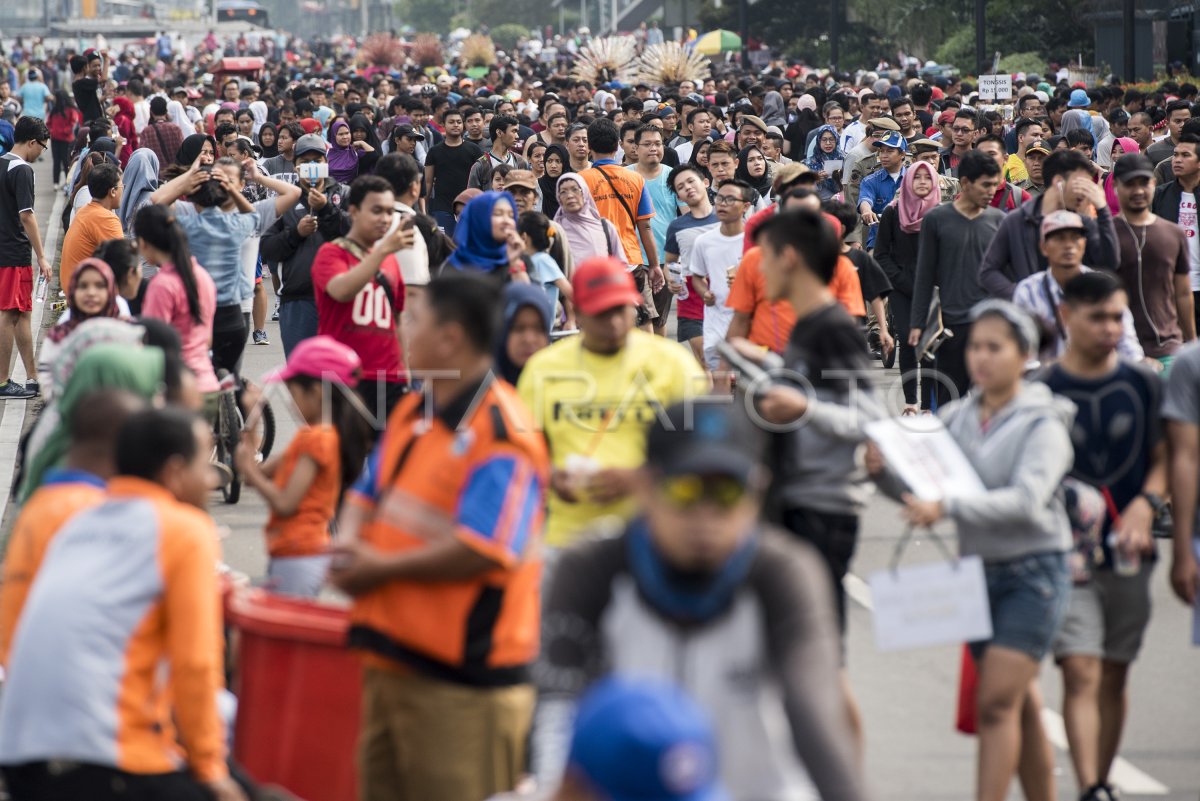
[867,299,1076,801]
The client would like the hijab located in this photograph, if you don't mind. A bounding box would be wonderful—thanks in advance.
[735,144,772,199]
[894,160,941,234]
[118,148,159,233]
[1060,110,1095,146]
[47,258,120,344]
[167,99,192,132]
[805,124,843,167]
[176,132,216,166]
[256,122,279,158]
[349,114,381,152]
[446,191,515,272]
[495,283,553,384]
[1112,136,1140,159]
[327,120,360,184]
[761,91,787,127]
[554,173,615,261]
[539,143,573,217]
[19,340,163,502]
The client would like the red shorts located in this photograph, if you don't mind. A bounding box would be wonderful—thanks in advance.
[0,266,33,313]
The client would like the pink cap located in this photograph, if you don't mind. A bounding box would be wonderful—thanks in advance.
[264,335,362,387]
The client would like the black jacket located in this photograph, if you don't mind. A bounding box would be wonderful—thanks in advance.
[873,204,919,297]
[260,178,351,301]
[1152,179,1186,224]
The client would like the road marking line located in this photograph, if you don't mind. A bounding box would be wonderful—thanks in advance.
[0,190,63,525]
[1039,708,1169,795]
[844,573,1171,796]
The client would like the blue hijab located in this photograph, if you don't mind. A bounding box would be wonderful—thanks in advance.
[805,124,843,166]
[446,191,516,273]
[494,282,553,384]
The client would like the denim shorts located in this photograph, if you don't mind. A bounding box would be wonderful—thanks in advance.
[970,551,1070,662]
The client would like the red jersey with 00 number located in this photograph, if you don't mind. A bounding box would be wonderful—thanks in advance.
[311,239,406,383]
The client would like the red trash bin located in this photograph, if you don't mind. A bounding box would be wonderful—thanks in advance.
[226,588,362,801]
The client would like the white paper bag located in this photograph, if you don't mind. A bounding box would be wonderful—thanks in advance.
[868,555,993,652]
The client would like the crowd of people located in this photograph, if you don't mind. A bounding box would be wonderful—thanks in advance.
[0,26,1194,801]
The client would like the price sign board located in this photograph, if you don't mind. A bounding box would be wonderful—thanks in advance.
[978,74,1013,101]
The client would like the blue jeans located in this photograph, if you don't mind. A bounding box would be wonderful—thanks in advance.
[279,298,318,358]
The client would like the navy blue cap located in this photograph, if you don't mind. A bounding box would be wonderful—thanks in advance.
[568,677,730,801]
[644,402,762,481]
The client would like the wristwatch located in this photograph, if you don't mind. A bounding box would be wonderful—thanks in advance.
[1140,492,1166,516]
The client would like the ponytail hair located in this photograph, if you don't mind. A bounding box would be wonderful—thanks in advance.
[283,374,373,502]
[136,204,203,325]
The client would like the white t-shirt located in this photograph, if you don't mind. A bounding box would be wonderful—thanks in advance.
[688,228,744,365]
[1180,192,1200,290]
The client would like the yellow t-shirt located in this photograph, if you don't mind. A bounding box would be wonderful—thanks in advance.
[517,330,707,547]
[1004,153,1029,184]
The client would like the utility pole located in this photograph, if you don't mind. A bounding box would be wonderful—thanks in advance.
[830,0,839,70]
[974,0,985,77]
[1123,0,1135,82]
[738,0,748,69]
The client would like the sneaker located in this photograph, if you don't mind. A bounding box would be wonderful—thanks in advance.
[24,379,39,397]
[0,380,35,399]
[271,301,280,322]
[253,329,270,345]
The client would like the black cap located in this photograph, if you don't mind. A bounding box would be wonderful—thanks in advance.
[392,124,425,141]
[1113,153,1156,183]
[645,402,763,482]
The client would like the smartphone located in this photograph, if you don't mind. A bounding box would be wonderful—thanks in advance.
[297,162,329,182]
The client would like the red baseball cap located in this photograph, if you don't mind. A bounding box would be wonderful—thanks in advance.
[298,117,323,135]
[263,335,362,387]
[572,257,643,315]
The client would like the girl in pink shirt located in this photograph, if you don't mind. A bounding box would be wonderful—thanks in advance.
[135,205,219,394]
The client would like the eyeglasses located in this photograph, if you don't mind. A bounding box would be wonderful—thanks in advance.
[558,185,583,197]
[659,474,749,510]
[35,140,49,150]
[714,194,746,205]
[952,126,975,134]
[869,130,888,138]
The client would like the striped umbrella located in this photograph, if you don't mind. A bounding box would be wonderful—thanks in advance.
[693,29,742,55]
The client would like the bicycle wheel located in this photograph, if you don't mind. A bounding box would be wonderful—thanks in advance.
[258,400,276,460]
[219,388,243,505]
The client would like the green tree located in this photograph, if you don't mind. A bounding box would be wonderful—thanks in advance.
[398,0,457,33]
[491,23,531,51]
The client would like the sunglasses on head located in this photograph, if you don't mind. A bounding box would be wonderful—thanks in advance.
[658,474,749,510]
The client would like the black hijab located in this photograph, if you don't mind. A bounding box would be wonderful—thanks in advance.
[176,133,217,166]
[735,144,773,200]
[539,143,572,217]
[256,122,279,159]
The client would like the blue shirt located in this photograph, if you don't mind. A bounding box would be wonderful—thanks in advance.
[175,202,261,306]
[528,251,565,313]
[628,164,678,262]
[858,166,905,248]
[17,82,50,119]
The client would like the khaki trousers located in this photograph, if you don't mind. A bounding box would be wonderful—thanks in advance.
[358,666,535,801]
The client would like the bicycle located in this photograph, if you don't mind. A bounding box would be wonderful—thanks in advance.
[213,370,276,505]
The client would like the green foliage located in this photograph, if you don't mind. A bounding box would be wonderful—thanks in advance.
[998,51,1046,76]
[399,0,457,34]
[491,23,531,51]
[932,26,974,69]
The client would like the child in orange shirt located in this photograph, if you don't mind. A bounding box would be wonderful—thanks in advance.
[237,336,373,597]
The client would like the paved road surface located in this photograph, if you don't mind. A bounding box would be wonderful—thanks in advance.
[2,154,1197,801]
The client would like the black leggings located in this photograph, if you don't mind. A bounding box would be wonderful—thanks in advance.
[50,139,72,184]
[210,306,248,377]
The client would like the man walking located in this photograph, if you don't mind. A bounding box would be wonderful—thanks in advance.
[628,123,678,336]
[137,96,184,176]
[910,150,1005,405]
[424,108,482,237]
[1040,270,1165,801]
[1152,133,1200,334]
[664,163,717,365]
[0,117,51,400]
[1115,153,1195,366]
[331,273,548,801]
[580,119,663,328]
[1146,99,1191,166]
[467,114,529,189]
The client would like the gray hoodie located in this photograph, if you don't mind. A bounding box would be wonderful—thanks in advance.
[938,382,1076,562]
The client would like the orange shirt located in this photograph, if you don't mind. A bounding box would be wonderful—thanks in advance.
[0,477,227,782]
[59,202,124,288]
[832,255,866,317]
[724,247,795,354]
[0,470,106,666]
[265,424,339,558]
[581,161,653,267]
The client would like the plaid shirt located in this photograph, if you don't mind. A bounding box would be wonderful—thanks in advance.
[138,119,184,177]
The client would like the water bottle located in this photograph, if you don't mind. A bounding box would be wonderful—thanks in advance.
[668,264,688,301]
[34,274,47,303]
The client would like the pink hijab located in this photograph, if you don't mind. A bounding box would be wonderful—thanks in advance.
[895,161,941,234]
[1105,137,1142,214]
